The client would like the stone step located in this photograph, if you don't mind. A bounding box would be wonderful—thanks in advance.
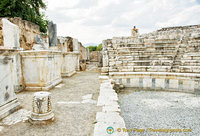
[117,52,176,56]
[116,66,171,72]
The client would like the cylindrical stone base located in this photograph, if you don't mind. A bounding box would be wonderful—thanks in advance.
[29,91,54,124]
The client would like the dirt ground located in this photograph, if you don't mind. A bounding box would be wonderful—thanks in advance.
[0,64,101,136]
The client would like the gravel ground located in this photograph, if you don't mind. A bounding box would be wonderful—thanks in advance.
[0,64,101,136]
[118,89,200,136]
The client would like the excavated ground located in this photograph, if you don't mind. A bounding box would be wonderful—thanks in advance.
[119,88,200,136]
[0,63,101,136]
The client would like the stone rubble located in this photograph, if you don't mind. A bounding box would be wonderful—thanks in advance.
[0,109,31,126]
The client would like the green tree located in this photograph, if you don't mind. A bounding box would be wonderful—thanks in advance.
[0,0,48,33]
[97,43,102,51]
[87,46,97,52]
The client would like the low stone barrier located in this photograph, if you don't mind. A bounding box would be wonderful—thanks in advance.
[109,72,200,93]
[94,76,128,136]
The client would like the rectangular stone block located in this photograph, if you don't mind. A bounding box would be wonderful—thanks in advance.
[61,52,77,77]
[20,50,62,91]
[169,79,179,89]
[0,49,20,120]
[143,78,152,88]
[156,79,165,89]
[2,19,20,48]
[130,78,140,87]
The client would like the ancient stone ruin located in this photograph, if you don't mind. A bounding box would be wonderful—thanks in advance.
[102,25,200,93]
[0,18,90,120]
[0,16,200,136]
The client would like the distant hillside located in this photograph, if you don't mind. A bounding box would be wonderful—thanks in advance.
[83,43,99,47]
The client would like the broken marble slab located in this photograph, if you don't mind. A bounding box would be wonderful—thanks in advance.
[81,99,96,104]
[0,109,31,126]
[55,84,65,88]
[82,94,92,100]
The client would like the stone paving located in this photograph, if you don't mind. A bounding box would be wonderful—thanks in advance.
[94,77,128,136]
[0,65,101,136]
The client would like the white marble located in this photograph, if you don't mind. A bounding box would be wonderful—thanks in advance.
[61,52,77,77]
[2,19,20,48]
[20,51,62,91]
[0,50,20,120]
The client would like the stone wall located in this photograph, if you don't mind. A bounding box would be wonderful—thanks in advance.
[0,19,3,46]
[1,17,40,50]
[102,25,200,92]
[90,51,100,62]
[79,44,87,71]
[57,36,81,74]
[80,43,87,61]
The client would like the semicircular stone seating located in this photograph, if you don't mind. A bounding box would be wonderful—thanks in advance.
[102,25,200,93]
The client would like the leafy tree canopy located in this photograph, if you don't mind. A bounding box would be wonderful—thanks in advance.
[87,46,97,52]
[87,43,102,52]
[0,0,48,33]
[97,43,102,51]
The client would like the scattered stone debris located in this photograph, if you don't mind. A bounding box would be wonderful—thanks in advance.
[55,84,65,88]
[0,109,31,126]
[82,94,93,100]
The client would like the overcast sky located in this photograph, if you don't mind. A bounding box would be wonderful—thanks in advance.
[46,0,200,45]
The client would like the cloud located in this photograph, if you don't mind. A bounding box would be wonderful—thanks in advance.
[46,0,200,44]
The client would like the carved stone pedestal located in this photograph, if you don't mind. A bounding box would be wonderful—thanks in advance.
[29,92,54,124]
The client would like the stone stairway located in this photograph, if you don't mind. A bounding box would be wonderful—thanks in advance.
[103,26,200,74]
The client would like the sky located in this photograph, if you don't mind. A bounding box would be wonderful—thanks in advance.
[45,0,200,45]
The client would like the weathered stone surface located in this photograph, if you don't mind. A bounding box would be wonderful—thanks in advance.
[0,109,31,125]
[61,52,77,77]
[0,49,20,120]
[90,51,102,64]
[35,34,44,45]
[82,94,92,100]
[102,24,200,92]
[73,38,79,53]
[48,21,57,47]
[2,19,20,49]
[102,105,121,112]
[94,78,128,136]
[7,17,41,50]
[29,92,54,124]
[20,50,62,91]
